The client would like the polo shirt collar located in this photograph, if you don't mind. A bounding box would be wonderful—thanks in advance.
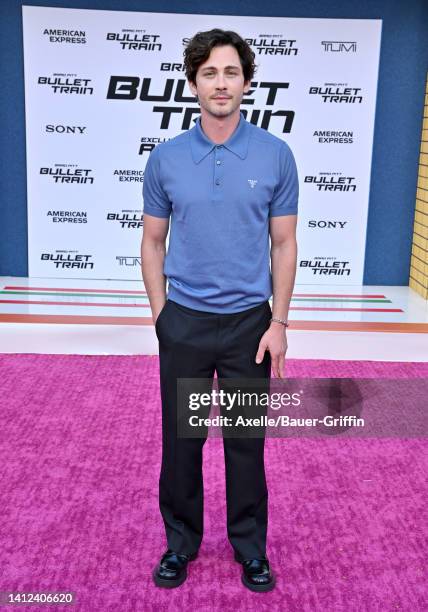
[190,112,250,163]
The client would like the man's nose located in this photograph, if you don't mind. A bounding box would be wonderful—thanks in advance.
[215,73,227,89]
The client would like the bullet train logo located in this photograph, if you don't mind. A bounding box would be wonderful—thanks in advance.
[304,173,357,192]
[43,29,86,44]
[313,130,354,144]
[309,85,363,103]
[106,212,143,229]
[113,169,145,183]
[41,252,94,270]
[321,41,357,53]
[181,35,299,56]
[107,76,295,132]
[299,258,351,277]
[106,31,162,51]
[47,210,88,224]
[245,35,298,56]
[38,75,93,95]
[40,165,94,184]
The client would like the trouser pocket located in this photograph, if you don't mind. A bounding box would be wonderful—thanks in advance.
[155,300,169,338]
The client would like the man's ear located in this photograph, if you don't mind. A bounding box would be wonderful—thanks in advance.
[188,80,197,97]
[243,79,251,93]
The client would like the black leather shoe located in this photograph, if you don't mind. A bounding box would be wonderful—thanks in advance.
[152,549,198,588]
[234,551,276,592]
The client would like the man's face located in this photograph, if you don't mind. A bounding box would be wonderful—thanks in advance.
[188,44,251,119]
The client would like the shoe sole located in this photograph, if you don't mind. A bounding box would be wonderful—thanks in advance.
[241,571,276,592]
[234,551,276,592]
[152,551,198,589]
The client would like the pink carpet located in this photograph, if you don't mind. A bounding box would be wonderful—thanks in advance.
[0,355,427,611]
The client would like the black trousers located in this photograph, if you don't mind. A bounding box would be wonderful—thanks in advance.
[155,298,272,559]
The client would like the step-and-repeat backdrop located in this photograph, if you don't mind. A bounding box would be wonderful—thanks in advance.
[22,6,382,283]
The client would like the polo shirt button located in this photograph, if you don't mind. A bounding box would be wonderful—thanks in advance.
[216,160,221,165]
[215,179,220,185]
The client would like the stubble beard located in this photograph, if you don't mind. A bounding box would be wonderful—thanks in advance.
[201,95,242,119]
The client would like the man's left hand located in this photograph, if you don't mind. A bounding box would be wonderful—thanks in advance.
[255,323,288,378]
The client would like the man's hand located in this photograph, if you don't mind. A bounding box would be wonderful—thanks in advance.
[255,323,288,378]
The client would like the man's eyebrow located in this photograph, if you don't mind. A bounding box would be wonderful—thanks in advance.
[200,64,241,70]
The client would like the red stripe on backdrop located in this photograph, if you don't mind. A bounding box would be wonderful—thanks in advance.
[0,299,146,307]
[290,306,403,312]
[292,293,386,298]
[4,285,146,294]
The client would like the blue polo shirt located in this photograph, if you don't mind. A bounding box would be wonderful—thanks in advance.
[143,112,298,314]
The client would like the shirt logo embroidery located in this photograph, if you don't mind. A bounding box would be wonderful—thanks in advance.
[248,179,258,189]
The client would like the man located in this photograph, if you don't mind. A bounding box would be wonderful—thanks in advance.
[141,28,298,592]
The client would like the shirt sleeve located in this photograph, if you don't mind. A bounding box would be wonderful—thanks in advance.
[269,141,299,217]
[142,145,172,218]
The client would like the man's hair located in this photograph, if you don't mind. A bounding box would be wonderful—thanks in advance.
[183,28,256,84]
